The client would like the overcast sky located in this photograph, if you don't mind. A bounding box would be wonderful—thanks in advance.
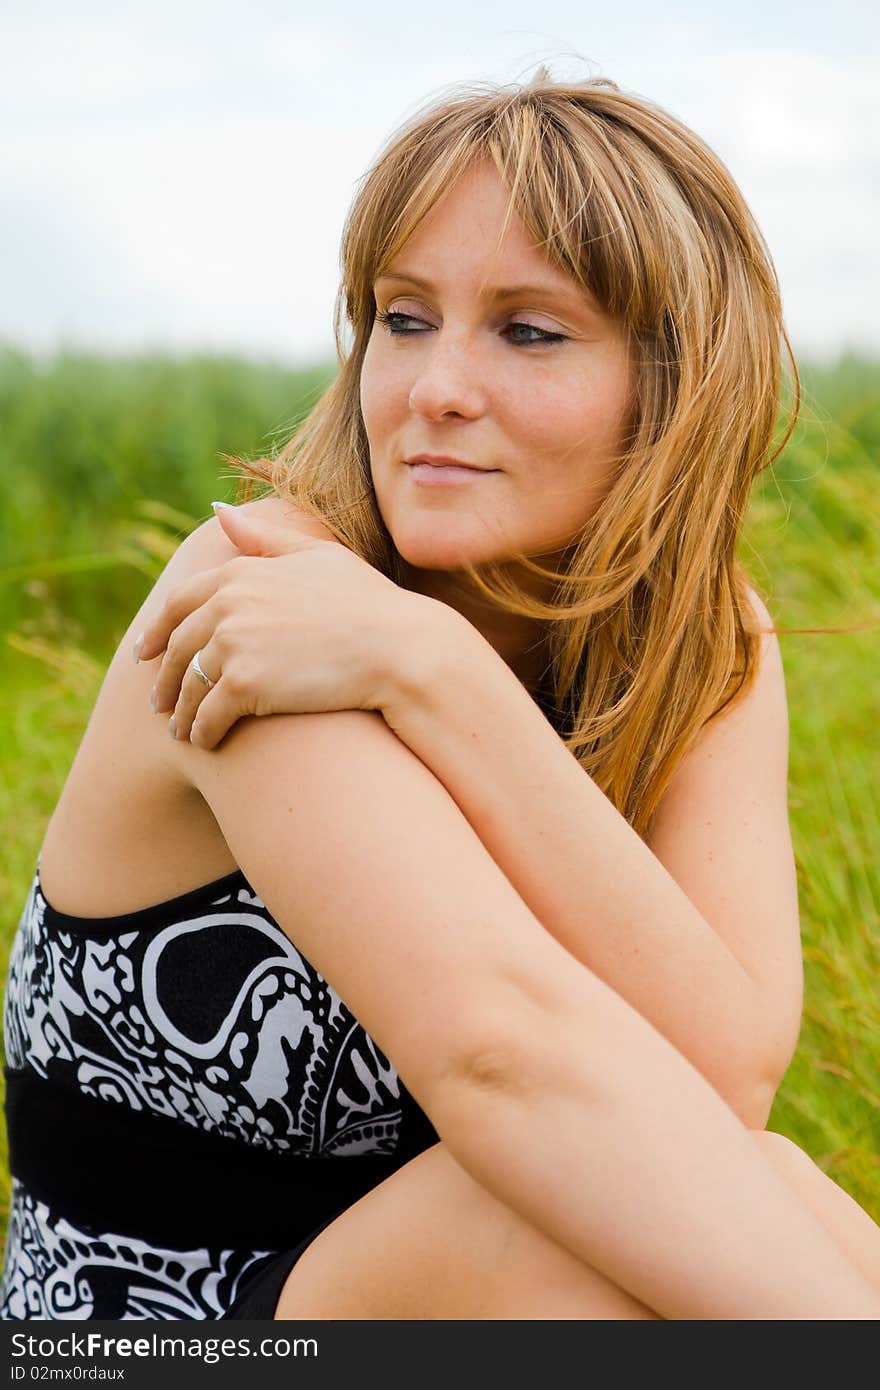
[2,0,878,366]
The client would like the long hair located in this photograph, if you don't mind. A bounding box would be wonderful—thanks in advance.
[231,68,799,840]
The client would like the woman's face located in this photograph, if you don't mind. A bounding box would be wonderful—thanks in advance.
[360,159,634,575]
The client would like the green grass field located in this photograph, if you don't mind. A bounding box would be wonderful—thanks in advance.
[0,345,877,1245]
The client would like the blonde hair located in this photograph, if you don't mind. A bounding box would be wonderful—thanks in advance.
[233,68,799,840]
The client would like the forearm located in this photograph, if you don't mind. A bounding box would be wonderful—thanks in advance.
[429,966,880,1320]
[382,599,770,1122]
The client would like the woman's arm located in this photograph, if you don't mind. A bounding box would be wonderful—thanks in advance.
[378,592,801,1129]
[139,504,800,1127]
[169,688,878,1319]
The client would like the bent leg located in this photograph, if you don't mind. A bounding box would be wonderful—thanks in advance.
[274,1132,880,1320]
[752,1130,880,1294]
[275,1142,660,1320]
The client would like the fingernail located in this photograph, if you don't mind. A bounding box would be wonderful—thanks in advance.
[168,717,177,739]
[132,633,144,663]
[150,686,158,714]
[211,501,233,512]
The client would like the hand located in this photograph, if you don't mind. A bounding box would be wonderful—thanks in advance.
[135,504,420,748]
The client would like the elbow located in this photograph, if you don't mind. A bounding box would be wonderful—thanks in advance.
[712,1037,797,1130]
[724,1076,778,1130]
[711,982,801,1129]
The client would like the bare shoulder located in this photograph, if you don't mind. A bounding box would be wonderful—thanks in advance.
[670,584,786,770]
[650,582,789,825]
[716,583,788,753]
[646,581,801,1097]
[741,584,785,697]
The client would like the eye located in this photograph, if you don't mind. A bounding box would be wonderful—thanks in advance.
[374,309,431,334]
[373,308,566,347]
[504,321,566,346]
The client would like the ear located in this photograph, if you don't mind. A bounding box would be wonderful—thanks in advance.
[210,502,310,557]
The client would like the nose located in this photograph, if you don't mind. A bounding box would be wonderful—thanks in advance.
[407,332,487,421]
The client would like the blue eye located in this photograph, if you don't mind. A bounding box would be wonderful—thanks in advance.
[375,309,430,334]
[504,322,566,346]
[374,309,565,346]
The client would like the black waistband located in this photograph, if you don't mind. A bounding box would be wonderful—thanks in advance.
[4,1067,438,1252]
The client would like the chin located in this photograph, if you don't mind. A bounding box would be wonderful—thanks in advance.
[395,543,491,573]
[389,522,513,573]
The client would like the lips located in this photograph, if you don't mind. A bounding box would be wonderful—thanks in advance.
[404,454,493,472]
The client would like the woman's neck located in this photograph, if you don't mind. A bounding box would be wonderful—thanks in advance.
[399,562,552,695]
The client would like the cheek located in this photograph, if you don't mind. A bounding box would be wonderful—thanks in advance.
[523,370,632,513]
[558,358,633,460]
[517,390,619,471]
[359,341,379,438]
[360,338,408,442]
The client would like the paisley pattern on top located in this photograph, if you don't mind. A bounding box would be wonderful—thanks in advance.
[0,862,416,1319]
[4,864,404,1156]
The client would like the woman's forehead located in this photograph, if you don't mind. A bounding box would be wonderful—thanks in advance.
[376,163,599,299]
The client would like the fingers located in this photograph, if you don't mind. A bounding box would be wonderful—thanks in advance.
[184,683,237,751]
[135,569,224,663]
[167,640,227,747]
[152,607,220,714]
[133,517,329,667]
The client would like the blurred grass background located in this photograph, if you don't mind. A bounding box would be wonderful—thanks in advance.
[0,344,877,1241]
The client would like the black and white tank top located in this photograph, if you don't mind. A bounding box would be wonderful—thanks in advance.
[0,859,439,1319]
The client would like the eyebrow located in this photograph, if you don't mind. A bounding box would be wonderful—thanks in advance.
[374,269,583,306]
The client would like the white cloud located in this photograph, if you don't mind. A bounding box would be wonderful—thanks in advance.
[1,2,877,362]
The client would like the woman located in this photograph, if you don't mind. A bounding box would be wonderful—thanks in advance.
[3,71,879,1322]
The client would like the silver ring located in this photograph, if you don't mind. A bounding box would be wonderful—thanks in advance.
[190,650,215,688]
